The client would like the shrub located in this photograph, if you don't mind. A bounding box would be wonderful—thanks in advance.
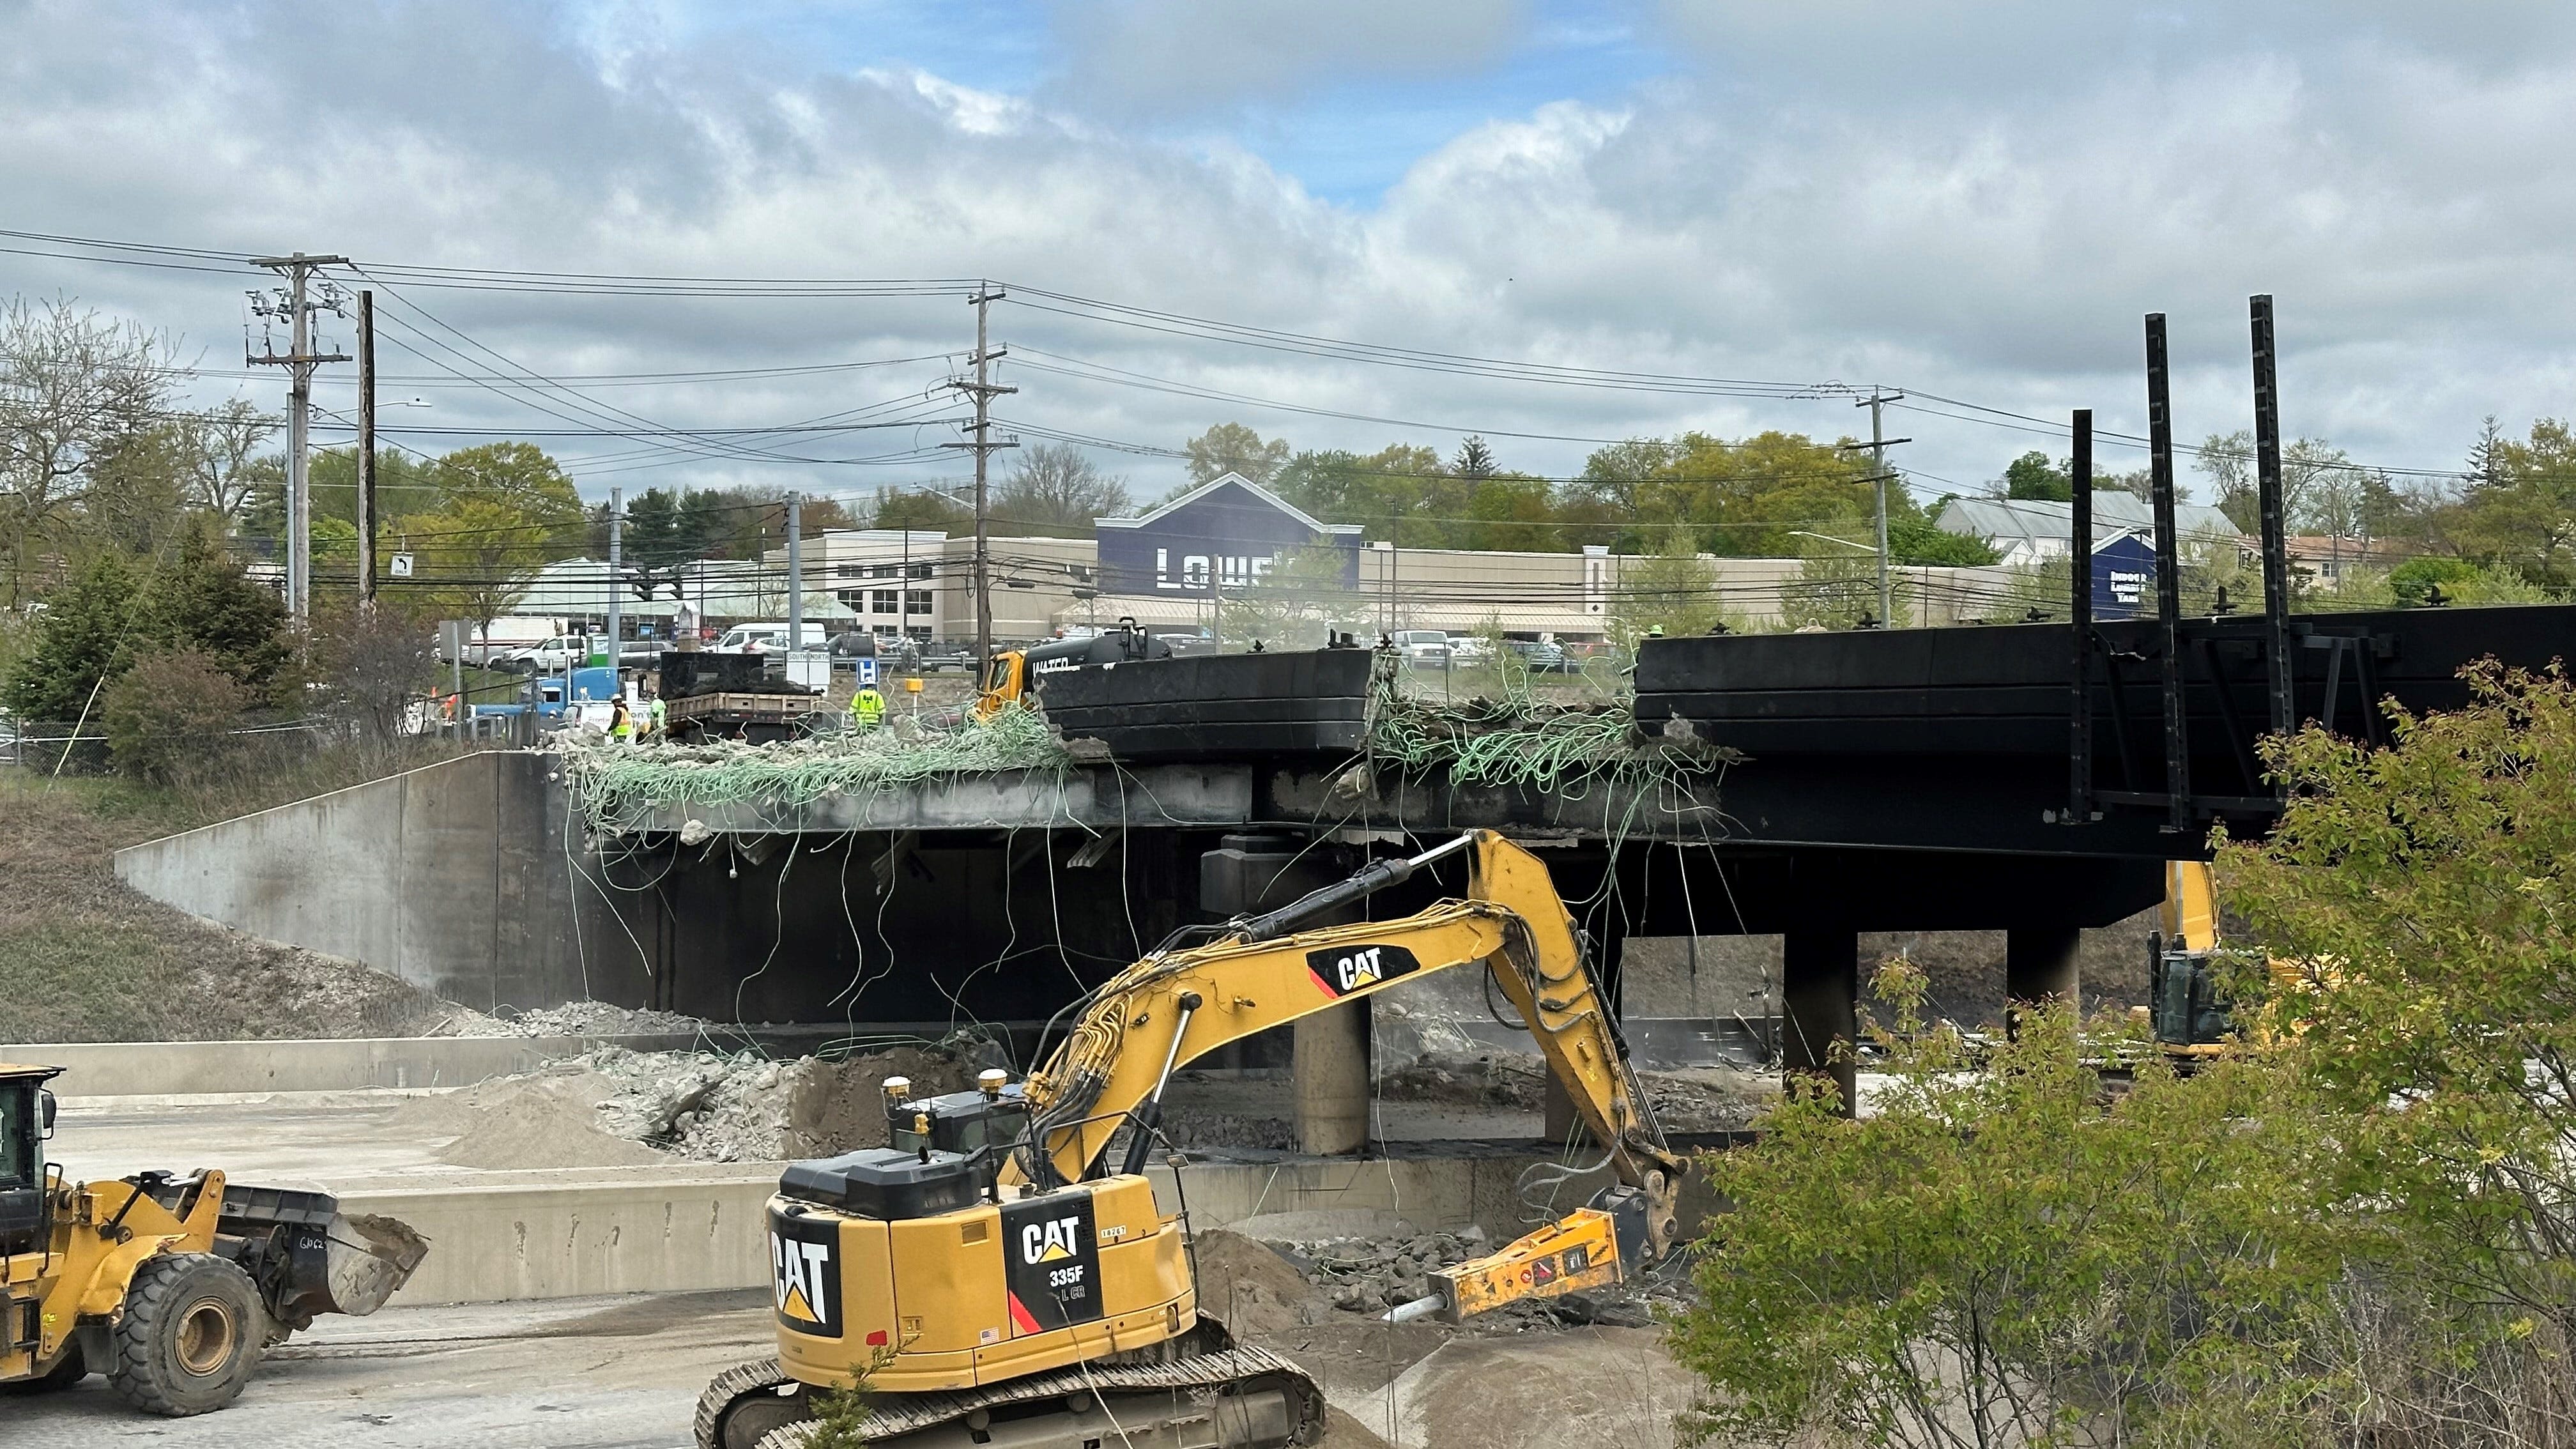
[101,648,250,781]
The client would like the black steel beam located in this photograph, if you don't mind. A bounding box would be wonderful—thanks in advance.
[2250,295,2294,758]
[2067,408,2094,822]
[2144,313,2191,832]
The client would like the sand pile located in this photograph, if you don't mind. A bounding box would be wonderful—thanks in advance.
[1190,1229,1326,1336]
[388,1066,666,1170]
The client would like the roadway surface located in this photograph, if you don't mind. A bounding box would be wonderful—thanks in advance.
[11,1289,774,1449]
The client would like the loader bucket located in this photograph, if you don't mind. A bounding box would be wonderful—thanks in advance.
[216,1184,429,1326]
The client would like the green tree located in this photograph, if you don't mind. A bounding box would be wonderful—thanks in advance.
[390,496,555,647]
[1887,514,2000,565]
[2446,418,2576,586]
[870,488,970,533]
[429,441,584,544]
[2,553,135,720]
[2220,663,2576,1435]
[125,526,292,701]
[2193,429,2257,531]
[1615,542,1737,638]
[1673,967,2353,1449]
[1463,473,1555,551]
[1452,435,1497,481]
[1182,422,1291,487]
[2001,449,2073,502]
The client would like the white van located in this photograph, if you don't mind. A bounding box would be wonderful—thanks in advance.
[713,622,831,654]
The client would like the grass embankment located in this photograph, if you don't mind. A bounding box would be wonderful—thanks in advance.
[0,749,475,1043]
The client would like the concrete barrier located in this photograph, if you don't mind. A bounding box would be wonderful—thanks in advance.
[341,1170,779,1305]
[351,1150,1629,1305]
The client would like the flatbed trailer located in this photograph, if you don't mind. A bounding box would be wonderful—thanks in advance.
[662,689,823,742]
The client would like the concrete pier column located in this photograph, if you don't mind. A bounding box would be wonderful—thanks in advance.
[1294,1004,1371,1154]
[1782,928,1859,1117]
[2005,926,2082,1006]
[1542,1072,1578,1146]
[2005,925,2083,1039]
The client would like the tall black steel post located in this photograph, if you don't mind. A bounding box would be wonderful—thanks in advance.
[2067,408,2094,822]
[2145,314,2189,832]
[2250,295,2294,755]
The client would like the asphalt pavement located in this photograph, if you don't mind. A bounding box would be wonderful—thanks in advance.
[8,1289,772,1449]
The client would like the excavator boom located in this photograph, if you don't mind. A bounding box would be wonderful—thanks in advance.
[1009,831,1686,1264]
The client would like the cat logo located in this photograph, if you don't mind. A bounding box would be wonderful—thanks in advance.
[769,1210,844,1339]
[1000,1195,1103,1335]
[1305,943,1423,999]
[1022,1215,1084,1264]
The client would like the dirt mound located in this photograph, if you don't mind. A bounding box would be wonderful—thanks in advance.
[389,1070,664,1170]
[1191,1229,1323,1337]
[584,1043,970,1163]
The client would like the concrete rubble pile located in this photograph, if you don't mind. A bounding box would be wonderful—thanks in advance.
[588,1044,969,1162]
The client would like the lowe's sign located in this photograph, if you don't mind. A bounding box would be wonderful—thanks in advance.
[1094,473,1363,598]
[2088,532,2158,621]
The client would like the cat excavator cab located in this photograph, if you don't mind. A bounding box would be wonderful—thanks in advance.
[698,830,1687,1449]
[0,1065,425,1417]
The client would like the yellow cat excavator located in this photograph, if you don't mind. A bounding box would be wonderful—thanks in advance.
[697,829,1687,1449]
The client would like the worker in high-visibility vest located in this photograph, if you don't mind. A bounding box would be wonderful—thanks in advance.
[848,685,887,730]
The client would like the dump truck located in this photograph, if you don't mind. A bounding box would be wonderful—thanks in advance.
[697,829,1685,1448]
[1,1064,427,1416]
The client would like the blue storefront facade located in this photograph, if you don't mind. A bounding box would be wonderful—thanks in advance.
[1094,473,1364,598]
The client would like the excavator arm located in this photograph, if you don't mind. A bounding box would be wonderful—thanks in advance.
[1004,831,1688,1267]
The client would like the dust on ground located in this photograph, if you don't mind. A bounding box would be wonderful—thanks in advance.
[0,778,467,1043]
[1194,1216,1703,1449]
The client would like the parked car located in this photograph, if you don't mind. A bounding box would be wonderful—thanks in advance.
[498,635,592,675]
[1390,629,1453,664]
[1505,638,1572,673]
[714,621,832,654]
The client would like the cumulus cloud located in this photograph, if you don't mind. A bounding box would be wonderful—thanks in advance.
[3,0,2573,504]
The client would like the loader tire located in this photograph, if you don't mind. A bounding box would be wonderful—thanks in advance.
[107,1252,265,1416]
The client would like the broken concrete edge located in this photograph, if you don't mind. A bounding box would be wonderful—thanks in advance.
[13,1032,782,1098]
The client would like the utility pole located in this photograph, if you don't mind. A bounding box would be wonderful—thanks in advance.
[606,486,624,673]
[942,287,1016,666]
[247,252,350,625]
[785,493,802,656]
[356,289,376,614]
[1854,390,1905,627]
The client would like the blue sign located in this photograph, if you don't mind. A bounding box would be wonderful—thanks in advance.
[1095,474,1362,598]
[857,658,878,686]
[2089,533,2158,620]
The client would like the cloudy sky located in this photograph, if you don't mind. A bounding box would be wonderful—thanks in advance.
[6,0,2575,513]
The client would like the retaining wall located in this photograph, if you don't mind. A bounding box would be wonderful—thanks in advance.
[111,751,636,1011]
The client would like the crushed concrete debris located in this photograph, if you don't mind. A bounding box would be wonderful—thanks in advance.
[586,1044,969,1162]
[1374,1054,1771,1133]
[450,1002,726,1039]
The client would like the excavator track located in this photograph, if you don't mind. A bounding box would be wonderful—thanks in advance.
[701,1345,1323,1449]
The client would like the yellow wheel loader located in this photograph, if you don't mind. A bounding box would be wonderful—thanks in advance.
[698,829,1688,1449]
[0,1064,427,1416]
